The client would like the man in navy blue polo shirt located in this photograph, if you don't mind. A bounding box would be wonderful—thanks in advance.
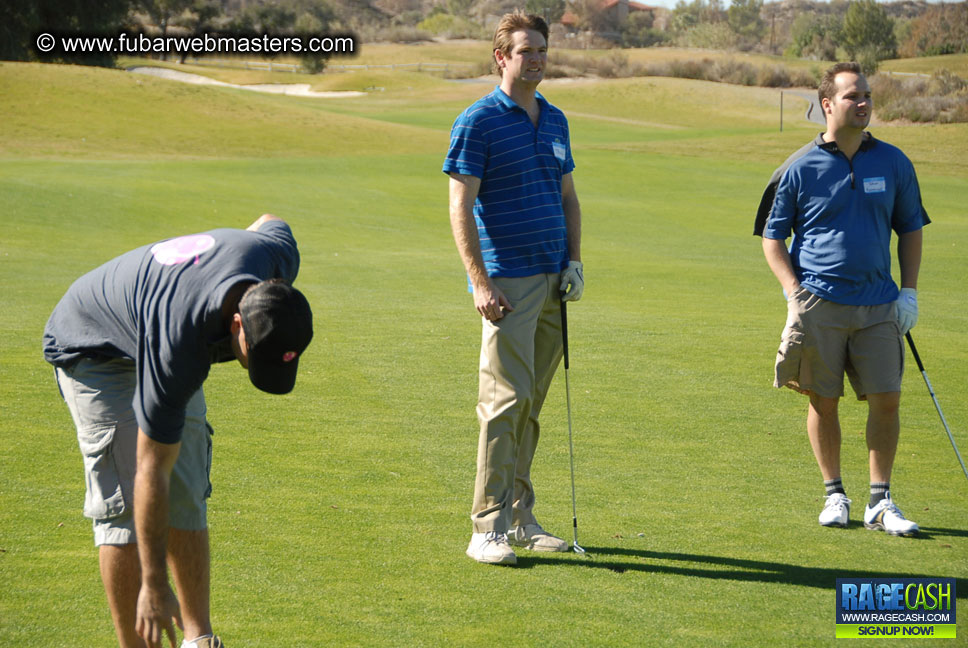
[444,11,583,565]
[757,62,929,536]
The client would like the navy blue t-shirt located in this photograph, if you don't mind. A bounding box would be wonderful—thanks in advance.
[44,220,300,443]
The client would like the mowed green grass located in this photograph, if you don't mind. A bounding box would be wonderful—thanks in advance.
[1,60,966,646]
[881,53,968,78]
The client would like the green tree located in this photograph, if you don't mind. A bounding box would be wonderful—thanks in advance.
[295,11,326,73]
[416,13,482,39]
[899,3,968,57]
[0,0,39,60]
[525,0,566,25]
[447,0,474,17]
[842,0,896,63]
[670,0,725,33]
[0,0,134,65]
[141,0,193,39]
[680,21,738,48]
[174,0,223,63]
[228,0,335,34]
[570,0,617,34]
[727,0,764,42]
[621,11,667,47]
[788,13,841,61]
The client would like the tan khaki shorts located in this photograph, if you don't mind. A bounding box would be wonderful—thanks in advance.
[774,287,904,400]
[55,357,213,546]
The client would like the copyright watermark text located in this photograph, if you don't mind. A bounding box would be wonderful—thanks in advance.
[33,30,355,57]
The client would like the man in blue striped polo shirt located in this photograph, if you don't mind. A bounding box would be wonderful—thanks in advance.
[444,11,584,565]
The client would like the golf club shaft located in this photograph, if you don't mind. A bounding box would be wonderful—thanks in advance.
[560,299,581,547]
[905,332,968,481]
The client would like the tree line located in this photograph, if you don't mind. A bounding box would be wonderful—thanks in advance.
[2,0,966,70]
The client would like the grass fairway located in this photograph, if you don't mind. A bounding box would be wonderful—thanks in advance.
[1,60,966,646]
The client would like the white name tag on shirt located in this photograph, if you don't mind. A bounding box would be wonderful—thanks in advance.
[863,177,886,194]
[553,141,566,161]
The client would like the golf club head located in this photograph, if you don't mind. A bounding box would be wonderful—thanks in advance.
[573,542,587,556]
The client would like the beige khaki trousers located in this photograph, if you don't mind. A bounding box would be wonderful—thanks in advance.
[471,273,563,533]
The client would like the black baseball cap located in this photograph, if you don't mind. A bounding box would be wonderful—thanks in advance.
[238,279,313,394]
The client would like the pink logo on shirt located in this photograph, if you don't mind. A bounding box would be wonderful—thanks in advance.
[151,234,216,266]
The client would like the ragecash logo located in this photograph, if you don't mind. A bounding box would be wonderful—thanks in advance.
[835,578,956,639]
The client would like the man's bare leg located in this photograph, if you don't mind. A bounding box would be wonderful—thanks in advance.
[100,543,147,648]
[808,393,842,481]
[168,528,213,642]
[866,391,901,484]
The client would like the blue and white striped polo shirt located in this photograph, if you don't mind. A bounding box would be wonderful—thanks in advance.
[443,86,575,278]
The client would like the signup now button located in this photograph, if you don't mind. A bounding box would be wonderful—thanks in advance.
[835,624,956,639]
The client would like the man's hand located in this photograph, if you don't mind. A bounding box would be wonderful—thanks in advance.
[473,280,513,321]
[136,581,183,648]
[896,287,918,335]
[559,261,584,302]
[246,214,282,231]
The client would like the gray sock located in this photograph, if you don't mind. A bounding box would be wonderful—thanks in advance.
[869,482,890,507]
[824,478,845,496]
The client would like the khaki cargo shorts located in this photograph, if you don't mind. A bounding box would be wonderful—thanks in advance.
[774,287,904,400]
[55,357,213,546]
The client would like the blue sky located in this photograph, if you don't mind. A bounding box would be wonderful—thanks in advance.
[641,0,945,10]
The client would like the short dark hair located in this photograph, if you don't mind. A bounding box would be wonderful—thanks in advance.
[492,11,549,75]
[819,62,863,104]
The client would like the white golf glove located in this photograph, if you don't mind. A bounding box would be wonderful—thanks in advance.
[895,287,918,335]
[559,260,584,302]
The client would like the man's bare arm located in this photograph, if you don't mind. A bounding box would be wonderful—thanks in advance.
[762,237,801,297]
[134,432,183,648]
[898,228,923,290]
[246,214,283,232]
[449,173,512,320]
[561,172,581,263]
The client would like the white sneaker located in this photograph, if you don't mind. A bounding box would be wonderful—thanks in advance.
[864,492,919,537]
[818,493,851,528]
[466,531,517,565]
[181,636,224,648]
[508,523,568,552]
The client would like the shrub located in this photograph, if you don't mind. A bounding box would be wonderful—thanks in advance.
[668,58,712,80]
[547,50,640,78]
[791,67,819,88]
[370,25,433,43]
[676,22,740,50]
[713,59,757,86]
[870,69,968,123]
[441,60,491,79]
[929,69,967,96]
[756,64,792,87]
[640,61,673,78]
[300,55,326,74]
[416,13,483,39]
[547,51,590,78]
[594,50,631,78]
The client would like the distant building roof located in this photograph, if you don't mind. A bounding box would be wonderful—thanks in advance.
[560,0,658,27]
[603,0,659,10]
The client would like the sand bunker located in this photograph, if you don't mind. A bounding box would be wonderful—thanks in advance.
[129,66,366,98]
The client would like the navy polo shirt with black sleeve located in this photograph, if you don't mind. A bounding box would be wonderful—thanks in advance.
[760,134,929,306]
[443,86,575,278]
